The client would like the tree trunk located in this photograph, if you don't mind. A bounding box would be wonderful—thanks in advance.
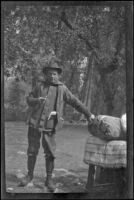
[99,72,114,115]
[80,54,95,120]
[85,55,95,111]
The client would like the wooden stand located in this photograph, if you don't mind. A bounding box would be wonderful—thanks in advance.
[85,164,127,198]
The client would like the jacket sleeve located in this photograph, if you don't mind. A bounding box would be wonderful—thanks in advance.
[26,85,40,107]
[63,85,92,118]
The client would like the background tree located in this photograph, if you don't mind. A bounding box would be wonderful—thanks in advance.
[3,3,126,120]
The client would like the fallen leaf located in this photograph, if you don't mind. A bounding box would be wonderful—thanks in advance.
[17,151,26,155]
[7,187,14,191]
[16,171,25,178]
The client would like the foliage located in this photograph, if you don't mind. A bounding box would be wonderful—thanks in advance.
[4,76,30,120]
[3,3,126,120]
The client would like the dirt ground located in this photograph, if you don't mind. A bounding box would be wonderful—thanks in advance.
[4,122,90,194]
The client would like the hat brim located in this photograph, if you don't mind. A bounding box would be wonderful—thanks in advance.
[43,67,62,74]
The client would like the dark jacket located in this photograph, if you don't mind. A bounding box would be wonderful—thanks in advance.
[26,81,92,130]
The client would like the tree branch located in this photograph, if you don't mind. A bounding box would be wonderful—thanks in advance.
[59,10,97,53]
[43,7,99,60]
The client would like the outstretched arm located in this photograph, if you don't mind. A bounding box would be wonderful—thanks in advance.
[63,85,95,121]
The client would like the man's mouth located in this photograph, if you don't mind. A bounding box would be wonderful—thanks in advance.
[48,78,56,83]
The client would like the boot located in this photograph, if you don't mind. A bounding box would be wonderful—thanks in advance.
[45,158,55,192]
[18,155,36,187]
[45,174,55,192]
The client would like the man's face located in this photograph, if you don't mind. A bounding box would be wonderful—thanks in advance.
[45,69,60,84]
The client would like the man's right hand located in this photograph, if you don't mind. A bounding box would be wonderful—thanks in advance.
[38,97,46,103]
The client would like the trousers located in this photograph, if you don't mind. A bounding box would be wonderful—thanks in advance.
[27,126,56,159]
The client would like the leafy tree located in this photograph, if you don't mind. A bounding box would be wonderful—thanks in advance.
[3,3,126,120]
[4,76,31,120]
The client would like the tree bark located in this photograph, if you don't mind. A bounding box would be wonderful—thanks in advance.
[84,54,95,111]
[80,53,95,121]
[99,71,115,115]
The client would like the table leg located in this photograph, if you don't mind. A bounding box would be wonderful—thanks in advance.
[85,164,95,191]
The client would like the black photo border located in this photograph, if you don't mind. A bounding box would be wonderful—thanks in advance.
[1,1,133,199]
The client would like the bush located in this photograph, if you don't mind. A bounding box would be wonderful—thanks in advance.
[4,77,30,121]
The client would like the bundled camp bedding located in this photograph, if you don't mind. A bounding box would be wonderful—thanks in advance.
[83,134,126,168]
[84,114,127,168]
[87,115,126,141]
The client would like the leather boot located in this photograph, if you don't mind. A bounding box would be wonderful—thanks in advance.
[45,158,55,192]
[19,155,36,186]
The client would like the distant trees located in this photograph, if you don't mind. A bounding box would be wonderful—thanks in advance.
[3,3,126,120]
[4,76,30,120]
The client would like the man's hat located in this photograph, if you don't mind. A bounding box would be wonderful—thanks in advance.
[42,58,62,74]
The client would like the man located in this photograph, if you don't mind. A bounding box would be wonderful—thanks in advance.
[20,58,94,192]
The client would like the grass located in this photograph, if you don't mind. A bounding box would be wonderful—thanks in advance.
[4,122,89,193]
